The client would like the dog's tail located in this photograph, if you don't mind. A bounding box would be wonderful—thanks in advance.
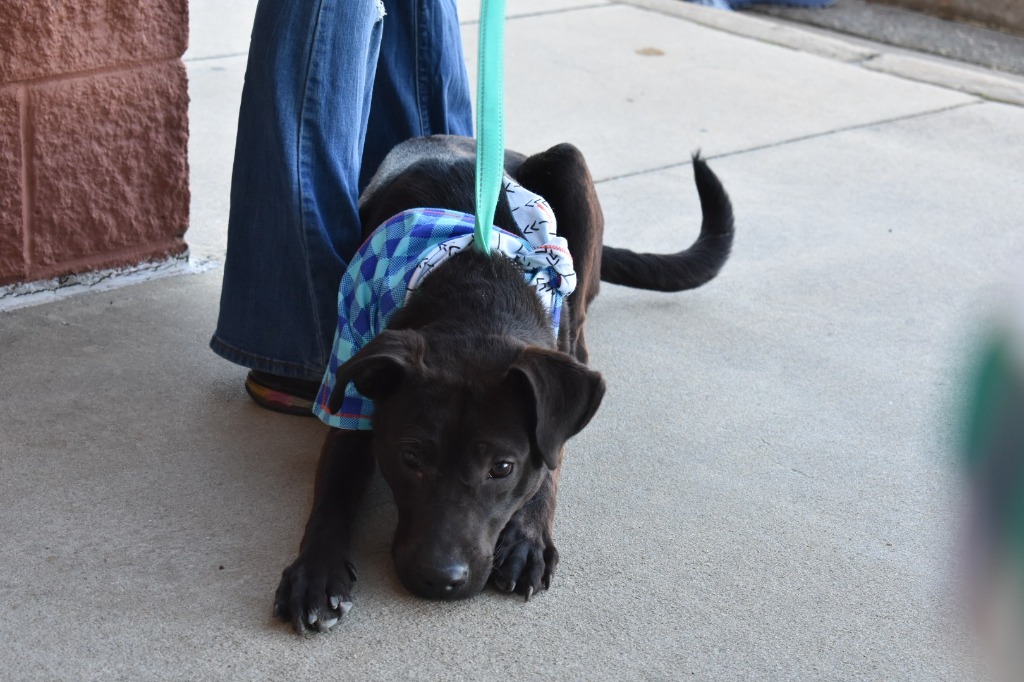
[600,154,734,291]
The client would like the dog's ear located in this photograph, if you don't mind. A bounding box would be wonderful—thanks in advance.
[507,348,606,469]
[328,329,426,411]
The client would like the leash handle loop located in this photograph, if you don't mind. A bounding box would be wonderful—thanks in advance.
[474,0,507,253]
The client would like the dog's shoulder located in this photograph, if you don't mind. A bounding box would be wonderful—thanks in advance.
[359,137,475,231]
[359,135,521,238]
[362,136,474,202]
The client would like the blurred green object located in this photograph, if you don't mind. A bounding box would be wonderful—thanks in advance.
[962,308,1024,680]
[964,329,1024,556]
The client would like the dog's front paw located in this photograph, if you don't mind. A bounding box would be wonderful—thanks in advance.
[273,554,357,634]
[491,513,559,601]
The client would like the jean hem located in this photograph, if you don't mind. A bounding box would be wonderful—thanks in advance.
[209,334,326,383]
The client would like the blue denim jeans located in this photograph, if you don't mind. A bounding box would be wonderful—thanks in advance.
[210,0,473,381]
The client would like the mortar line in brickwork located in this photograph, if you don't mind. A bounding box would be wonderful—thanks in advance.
[28,239,188,282]
[15,58,181,88]
[19,84,33,279]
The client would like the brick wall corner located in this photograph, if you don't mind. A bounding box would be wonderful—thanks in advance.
[0,0,190,287]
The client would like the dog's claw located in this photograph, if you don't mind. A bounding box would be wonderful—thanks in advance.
[542,551,556,590]
[492,501,559,600]
[346,562,358,583]
[491,575,512,593]
[274,553,357,635]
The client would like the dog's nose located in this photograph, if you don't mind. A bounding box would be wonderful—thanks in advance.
[420,562,469,597]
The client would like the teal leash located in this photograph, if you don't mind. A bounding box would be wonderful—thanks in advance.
[474,0,507,253]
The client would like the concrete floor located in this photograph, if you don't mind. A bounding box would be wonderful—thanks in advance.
[3,0,1024,678]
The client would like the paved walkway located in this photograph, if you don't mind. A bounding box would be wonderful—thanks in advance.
[4,0,1024,678]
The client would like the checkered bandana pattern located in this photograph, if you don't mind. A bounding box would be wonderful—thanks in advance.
[313,182,576,430]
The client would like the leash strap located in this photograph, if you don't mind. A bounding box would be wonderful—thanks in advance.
[474,0,507,253]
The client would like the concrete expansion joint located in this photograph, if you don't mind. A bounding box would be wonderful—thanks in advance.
[596,99,982,186]
[460,2,612,26]
[184,51,249,64]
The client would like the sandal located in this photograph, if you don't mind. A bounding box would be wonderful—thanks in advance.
[245,370,321,417]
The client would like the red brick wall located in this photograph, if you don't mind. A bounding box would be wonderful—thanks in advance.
[0,1,190,286]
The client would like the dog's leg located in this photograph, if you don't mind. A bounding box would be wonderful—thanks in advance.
[491,468,560,600]
[274,428,375,633]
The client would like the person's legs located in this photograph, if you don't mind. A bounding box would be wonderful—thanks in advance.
[360,0,474,190]
[211,0,473,412]
[211,0,385,383]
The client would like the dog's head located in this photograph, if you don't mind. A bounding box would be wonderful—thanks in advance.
[329,328,604,600]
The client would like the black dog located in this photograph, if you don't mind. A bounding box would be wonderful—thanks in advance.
[274,135,733,633]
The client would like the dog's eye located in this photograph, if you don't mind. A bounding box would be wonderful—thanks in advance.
[402,451,422,470]
[488,461,514,479]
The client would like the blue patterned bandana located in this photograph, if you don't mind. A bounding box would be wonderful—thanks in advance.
[313,183,575,430]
